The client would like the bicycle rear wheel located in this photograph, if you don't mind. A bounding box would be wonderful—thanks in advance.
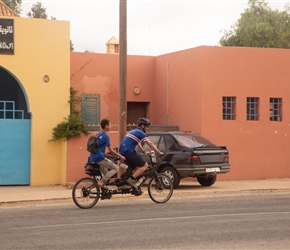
[148,173,173,203]
[72,177,100,209]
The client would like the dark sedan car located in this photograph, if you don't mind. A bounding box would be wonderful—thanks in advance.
[139,131,230,188]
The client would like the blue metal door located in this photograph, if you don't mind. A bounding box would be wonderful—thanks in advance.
[0,101,31,185]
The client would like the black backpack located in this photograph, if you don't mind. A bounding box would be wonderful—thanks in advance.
[87,133,105,154]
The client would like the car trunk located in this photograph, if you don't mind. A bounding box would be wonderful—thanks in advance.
[193,146,229,164]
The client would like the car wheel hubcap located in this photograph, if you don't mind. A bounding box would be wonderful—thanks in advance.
[164,170,174,181]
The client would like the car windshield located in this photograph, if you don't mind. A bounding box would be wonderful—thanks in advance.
[173,134,213,148]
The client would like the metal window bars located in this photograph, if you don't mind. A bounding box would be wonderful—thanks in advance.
[0,101,24,119]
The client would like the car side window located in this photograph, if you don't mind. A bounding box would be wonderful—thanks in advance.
[158,136,166,152]
[165,135,176,151]
[143,135,160,151]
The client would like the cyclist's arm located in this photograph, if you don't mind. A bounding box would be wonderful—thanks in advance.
[144,140,163,156]
[107,145,126,161]
[137,142,146,153]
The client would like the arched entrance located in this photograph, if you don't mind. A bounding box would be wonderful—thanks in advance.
[0,66,31,185]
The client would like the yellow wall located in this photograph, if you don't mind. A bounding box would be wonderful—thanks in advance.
[0,17,70,185]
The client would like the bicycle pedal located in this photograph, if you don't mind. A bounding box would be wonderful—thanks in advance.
[101,193,111,200]
[132,188,143,196]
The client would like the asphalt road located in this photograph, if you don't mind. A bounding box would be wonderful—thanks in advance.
[1,191,290,250]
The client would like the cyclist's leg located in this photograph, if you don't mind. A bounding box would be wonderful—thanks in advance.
[132,162,148,178]
[98,159,118,185]
[124,152,148,188]
[99,165,108,177]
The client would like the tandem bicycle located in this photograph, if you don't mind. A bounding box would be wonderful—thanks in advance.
[72,151,173,209]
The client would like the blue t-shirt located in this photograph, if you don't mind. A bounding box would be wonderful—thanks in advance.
[89,132,110,162]
[119,128,148,155]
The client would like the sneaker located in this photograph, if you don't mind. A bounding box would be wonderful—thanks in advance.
[126,177,138,189]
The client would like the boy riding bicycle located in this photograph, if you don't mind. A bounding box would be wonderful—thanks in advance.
[89,119,126,187]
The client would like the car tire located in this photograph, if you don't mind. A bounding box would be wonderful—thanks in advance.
[161,166,180,189]
[197,175,217,186]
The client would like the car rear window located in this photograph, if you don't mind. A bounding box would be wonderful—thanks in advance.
[173,134,213,148]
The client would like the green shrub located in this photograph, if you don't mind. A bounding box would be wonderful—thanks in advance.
[49,88,89,142]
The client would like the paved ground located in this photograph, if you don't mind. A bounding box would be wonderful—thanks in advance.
[0,178,289,205]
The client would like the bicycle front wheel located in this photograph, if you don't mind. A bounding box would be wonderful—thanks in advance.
[72,177,100,209]
[148,173,173,203]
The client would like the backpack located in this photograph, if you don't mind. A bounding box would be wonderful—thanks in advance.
[87,133,105,154]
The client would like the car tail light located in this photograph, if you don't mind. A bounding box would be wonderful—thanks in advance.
[188,155,201,163]
[223,155,229,162]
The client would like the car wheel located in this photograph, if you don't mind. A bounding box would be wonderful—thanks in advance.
[161,166,180,189]
[197,175,217,186]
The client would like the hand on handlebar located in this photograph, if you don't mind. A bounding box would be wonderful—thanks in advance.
[106,153,126,162]
[143,151,163,156]
[120,155,126,161]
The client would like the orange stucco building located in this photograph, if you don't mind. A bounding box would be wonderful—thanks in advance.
[1,0,289,185]
[67,46,290,183]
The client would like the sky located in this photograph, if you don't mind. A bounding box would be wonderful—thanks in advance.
[20,0,289,56]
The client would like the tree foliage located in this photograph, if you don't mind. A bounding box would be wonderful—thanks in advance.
[27,2,47,19]
[219,0,290,48]
[3,0,22,15]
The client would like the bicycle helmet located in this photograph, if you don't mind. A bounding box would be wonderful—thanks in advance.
[137,117,151,127]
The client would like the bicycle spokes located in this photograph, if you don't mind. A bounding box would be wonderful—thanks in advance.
[72,172,173,209]
[72,177,101,209]
[148,173,173,203]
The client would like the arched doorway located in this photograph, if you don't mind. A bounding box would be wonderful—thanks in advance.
[0,66,31,185]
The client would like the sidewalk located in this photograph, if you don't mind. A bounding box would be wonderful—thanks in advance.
[0,178,289,204]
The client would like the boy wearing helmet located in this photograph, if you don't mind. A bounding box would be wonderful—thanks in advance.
[119,117,163,189]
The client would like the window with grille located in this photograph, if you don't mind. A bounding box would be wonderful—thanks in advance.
[247,97,259,121]
[82,94,100,131]
[270,98,282,121]
[0,101,24,119]
[223,96,236,120]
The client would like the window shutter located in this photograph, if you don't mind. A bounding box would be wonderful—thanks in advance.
[82,94,100,131]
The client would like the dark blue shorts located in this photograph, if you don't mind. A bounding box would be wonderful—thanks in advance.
[123,151,146,170]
